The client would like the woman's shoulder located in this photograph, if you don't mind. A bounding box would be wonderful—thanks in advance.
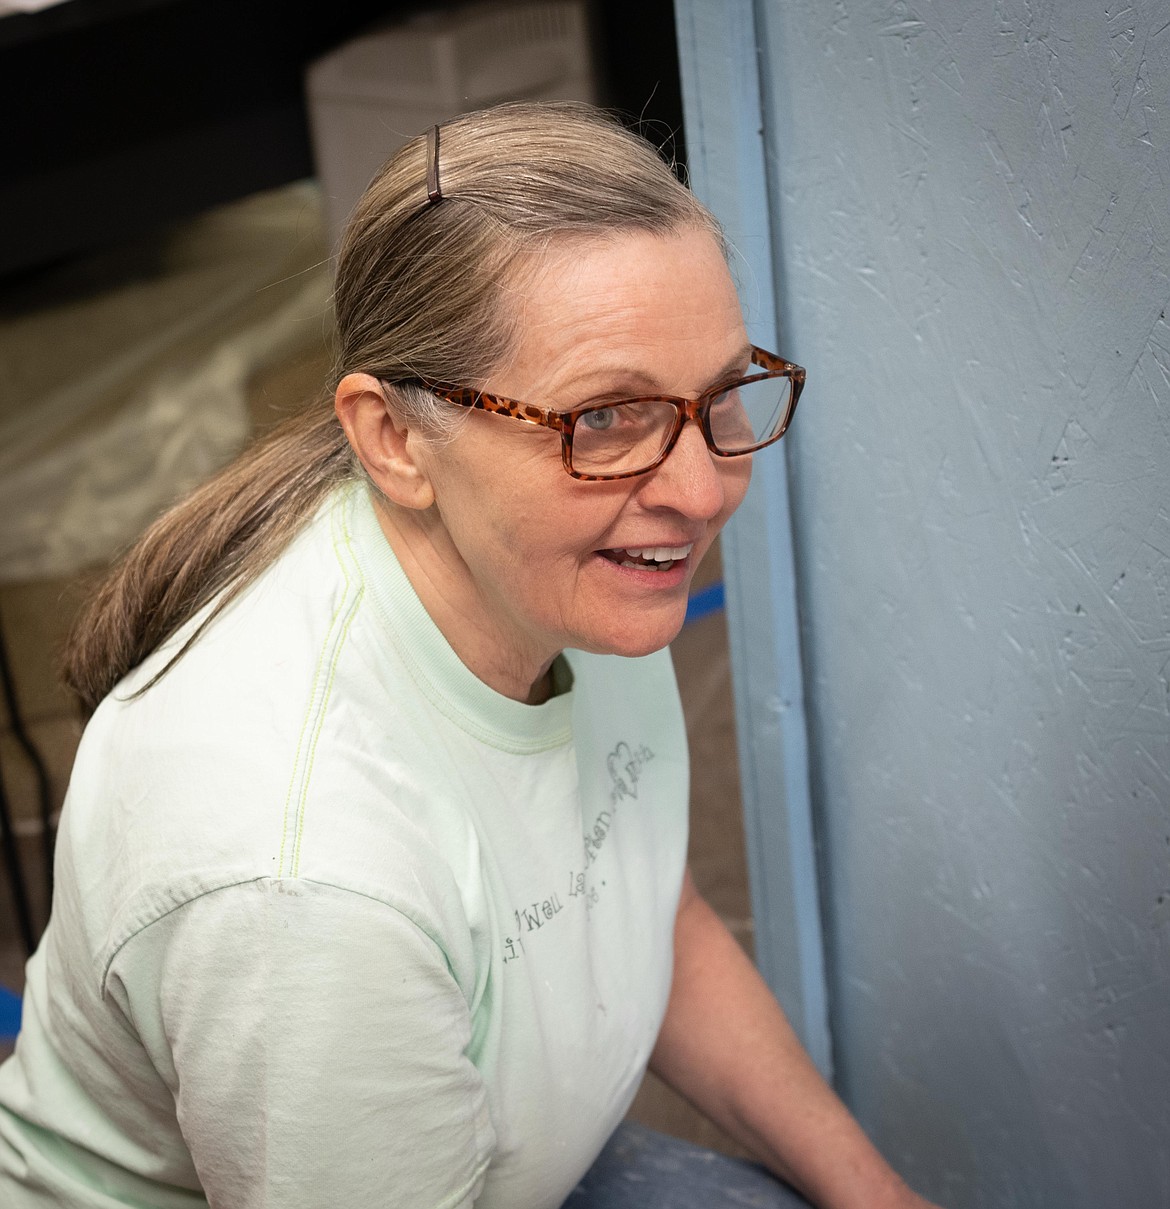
[58,692,477,1001]
[59,486,471,962]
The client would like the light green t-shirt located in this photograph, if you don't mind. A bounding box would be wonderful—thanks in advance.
[0,484,689,1209]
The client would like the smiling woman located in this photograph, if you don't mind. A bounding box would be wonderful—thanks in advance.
[340,229,754,702]
[0,102,936,1209]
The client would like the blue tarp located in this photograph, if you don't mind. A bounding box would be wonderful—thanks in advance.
[685,580,725,625]
[1,985,21,1038]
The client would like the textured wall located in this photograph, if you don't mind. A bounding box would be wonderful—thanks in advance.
[754,2,1170,1205]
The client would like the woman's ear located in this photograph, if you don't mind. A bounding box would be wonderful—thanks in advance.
[334,373,435,510]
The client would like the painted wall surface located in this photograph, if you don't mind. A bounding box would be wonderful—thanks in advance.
[753,2,1170,1205]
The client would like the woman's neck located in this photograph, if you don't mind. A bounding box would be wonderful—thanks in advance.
[370,492,558,705]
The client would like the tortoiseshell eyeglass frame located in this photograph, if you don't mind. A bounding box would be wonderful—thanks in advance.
[394,346,806,482]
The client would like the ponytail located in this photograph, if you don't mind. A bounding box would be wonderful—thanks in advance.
[62,403,355,712]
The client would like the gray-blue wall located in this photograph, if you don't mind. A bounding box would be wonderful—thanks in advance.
[749,2,1169,1205]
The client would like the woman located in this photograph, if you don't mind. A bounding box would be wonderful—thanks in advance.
[0,103,939,1209]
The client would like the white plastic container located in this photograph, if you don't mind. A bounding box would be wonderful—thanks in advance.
[306,1,597,248]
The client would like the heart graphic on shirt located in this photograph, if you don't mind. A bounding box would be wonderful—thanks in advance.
[607,741,638,799]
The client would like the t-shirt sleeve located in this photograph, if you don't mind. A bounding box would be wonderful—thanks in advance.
[105,878,495,1209]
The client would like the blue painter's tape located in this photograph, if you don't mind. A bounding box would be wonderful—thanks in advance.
[685,580,725,624]
[0,985,21,1039]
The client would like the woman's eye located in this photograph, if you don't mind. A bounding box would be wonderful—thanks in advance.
[580,406,619,432]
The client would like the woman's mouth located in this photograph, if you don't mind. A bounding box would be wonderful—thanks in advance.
[598,543,694,571]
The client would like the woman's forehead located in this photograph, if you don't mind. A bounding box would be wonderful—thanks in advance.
[517,224,729,299]
[499,227,746,394]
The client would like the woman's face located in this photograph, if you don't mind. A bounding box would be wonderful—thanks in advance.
[394,225,753,700]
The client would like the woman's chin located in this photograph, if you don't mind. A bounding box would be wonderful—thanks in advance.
[577,612,689,660]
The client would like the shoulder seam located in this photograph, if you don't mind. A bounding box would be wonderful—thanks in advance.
[101,876,464,998]
[277,501,364,877]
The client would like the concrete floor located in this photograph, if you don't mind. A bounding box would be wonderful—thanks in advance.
[0,185,755,1157]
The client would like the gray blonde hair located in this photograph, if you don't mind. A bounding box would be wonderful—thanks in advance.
[339,101,720,431]
[63,101,723,709]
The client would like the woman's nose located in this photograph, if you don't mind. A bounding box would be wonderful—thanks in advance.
[638,419,730,520]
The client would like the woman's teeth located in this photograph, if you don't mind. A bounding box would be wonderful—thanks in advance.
[610,543,694,569]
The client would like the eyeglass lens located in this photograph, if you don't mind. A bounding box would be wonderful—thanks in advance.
[570,376,794,475]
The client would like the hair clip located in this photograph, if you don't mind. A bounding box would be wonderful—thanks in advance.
[426,124,443,205]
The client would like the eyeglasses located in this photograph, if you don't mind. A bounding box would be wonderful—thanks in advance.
[408,346,805,481]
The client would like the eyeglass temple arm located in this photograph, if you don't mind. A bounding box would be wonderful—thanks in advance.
[751,345,803,375]
[421,383,573,435]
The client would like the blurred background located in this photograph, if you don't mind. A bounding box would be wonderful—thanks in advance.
[2,2,1169,1206]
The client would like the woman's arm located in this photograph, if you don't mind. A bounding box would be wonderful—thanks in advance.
[648,868,942,1209]
[112,878,493,1209]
